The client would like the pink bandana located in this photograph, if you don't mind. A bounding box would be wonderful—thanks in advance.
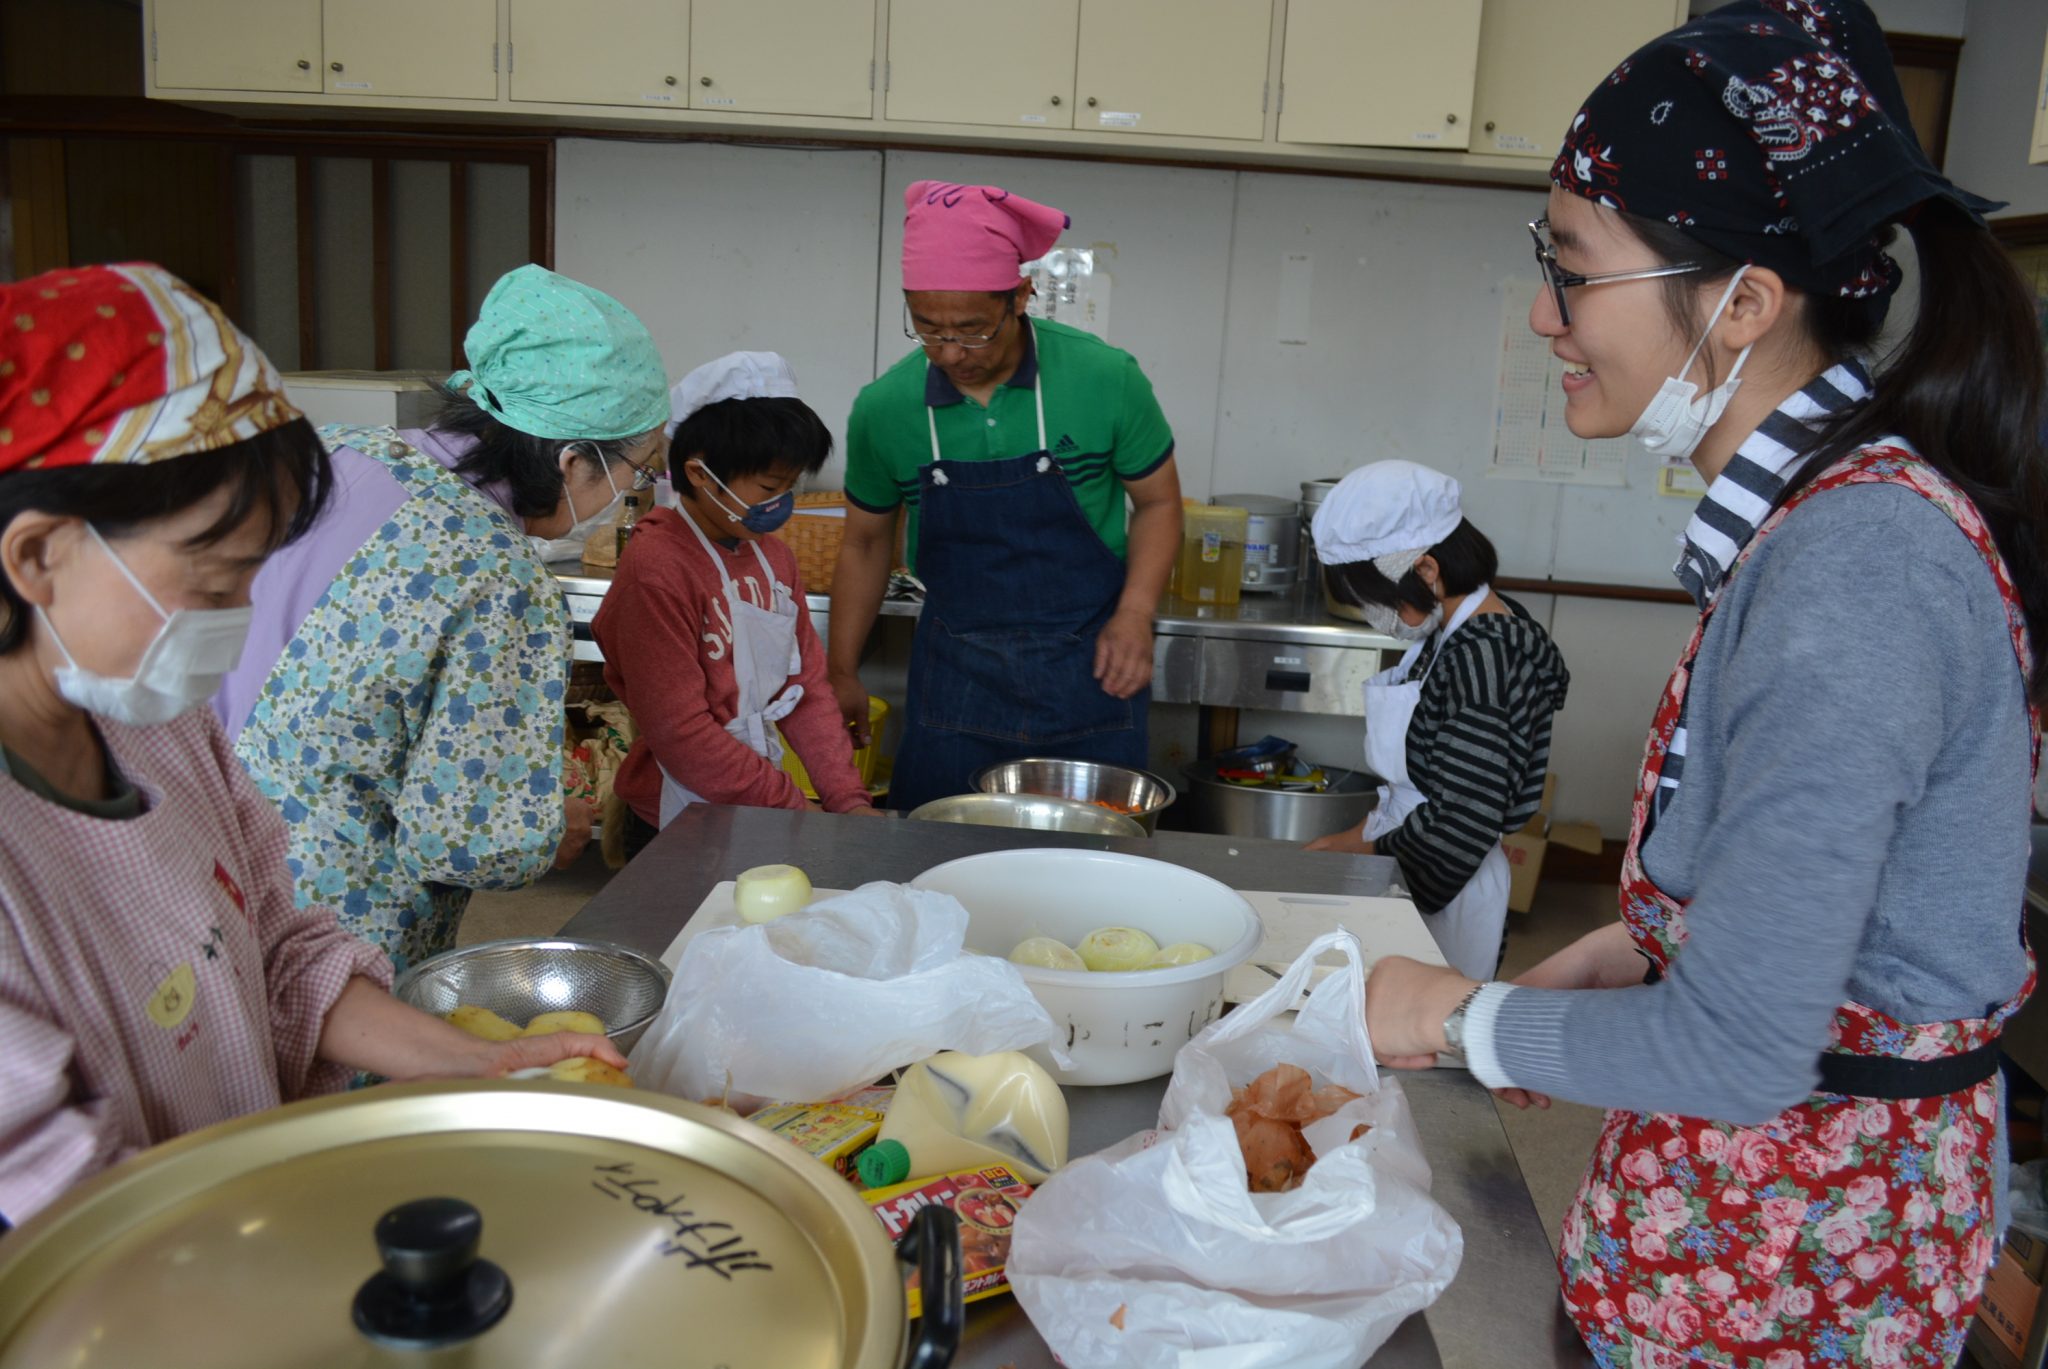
[901,181,1070,292]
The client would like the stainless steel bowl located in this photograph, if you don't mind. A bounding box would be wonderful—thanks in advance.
[906,791,1147,838]
[393,938,672,1053]
[971,757,1176,834]
[1179,758,1379,843]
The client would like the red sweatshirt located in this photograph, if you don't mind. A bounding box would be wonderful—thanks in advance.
[593,508,869,824]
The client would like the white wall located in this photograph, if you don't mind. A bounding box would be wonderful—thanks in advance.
[1947,0,2048,217]
[555,140,885,489]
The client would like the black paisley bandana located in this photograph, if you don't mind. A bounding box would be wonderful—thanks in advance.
[1552,0,2000,319]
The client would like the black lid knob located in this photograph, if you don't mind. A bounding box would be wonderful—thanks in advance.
[353,1198,512,1350]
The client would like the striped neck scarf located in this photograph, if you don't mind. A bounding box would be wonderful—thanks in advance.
[1654,358,1873,821]
[1672,359,1874,609]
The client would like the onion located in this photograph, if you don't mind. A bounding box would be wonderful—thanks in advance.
[735,863,812,924]
[1145,941,1215,968]
[1009,936,1087,971]
[1075,926,1161,972]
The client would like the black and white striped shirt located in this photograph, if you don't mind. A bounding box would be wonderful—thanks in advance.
[1374,599,1571,915]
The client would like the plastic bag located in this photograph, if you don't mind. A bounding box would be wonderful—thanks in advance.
[1008,931,1463,1369]
[628,881,1064,1108]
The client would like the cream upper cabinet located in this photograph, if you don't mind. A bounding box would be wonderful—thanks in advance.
[1279,0,1484,149]
[887,0,1079,130]
[693,0,875,118]
[2032,28,2048,165]
[1074,0,1270,141]
[509,0,690,109]
[151,0,322,93]
[1472,0,1684,159]
[324,0,499,101]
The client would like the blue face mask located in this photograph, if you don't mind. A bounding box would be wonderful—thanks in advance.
[696,462,797,535]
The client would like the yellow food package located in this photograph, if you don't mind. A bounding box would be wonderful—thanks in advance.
[522,1010,606,1038]
[747,1100,886,1183]
[549,1057,634,1088]
[864,1164,1033,1319]
[446,1005,522,1042]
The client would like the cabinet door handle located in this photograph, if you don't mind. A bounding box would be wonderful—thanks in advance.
[665,75,677,86]
[1446,112,1458,125]
[330,61,343,72]
[700,75,713,86]
[1050,94,1062,105]
[297,59,311,70]
[1484,120,1496,132]
[1086,96,1097,107]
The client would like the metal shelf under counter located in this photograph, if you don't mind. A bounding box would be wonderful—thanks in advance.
[552,562,1399,717]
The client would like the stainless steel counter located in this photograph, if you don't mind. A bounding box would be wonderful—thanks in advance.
[561,804,1589,1369]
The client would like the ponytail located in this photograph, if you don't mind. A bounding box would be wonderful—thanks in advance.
[1799,200,2048,706]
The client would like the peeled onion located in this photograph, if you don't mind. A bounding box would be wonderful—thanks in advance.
[1075,926,1161,972]
[736,863,812,924]
[1009,936,1087,971]
[1145,941,1215,968]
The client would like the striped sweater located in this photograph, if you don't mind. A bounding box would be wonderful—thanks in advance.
[1373,598,1571,913]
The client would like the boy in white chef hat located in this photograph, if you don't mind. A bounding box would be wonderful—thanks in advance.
[1306,461,1570,981]
[593,353,880,862]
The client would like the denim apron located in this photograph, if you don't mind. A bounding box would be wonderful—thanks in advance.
[888,323,1148,812]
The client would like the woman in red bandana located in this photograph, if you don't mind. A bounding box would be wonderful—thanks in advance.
[0,265,623,1229]
[1362,3,2046,1364]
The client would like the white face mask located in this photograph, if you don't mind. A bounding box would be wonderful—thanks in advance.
[560,449,624,544]
[1629,267,1754,462]
[1355,548,1442,641]
[38,525,253,726]
[1358,600,1442,642]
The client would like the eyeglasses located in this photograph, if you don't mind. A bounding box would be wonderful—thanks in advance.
[903,300,1013,350]
[614,451,661,492]
[1528,218,1705,329]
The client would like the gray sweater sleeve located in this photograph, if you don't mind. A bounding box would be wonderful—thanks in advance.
[1485,489,2012,1125]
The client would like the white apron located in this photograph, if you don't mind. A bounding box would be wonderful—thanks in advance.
[1359,586,1512,980]
[658,515,806,827]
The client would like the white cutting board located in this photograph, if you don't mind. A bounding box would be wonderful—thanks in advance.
[1224,890,1446,1004]
[660,881,851,970]
[663,882,1445,993]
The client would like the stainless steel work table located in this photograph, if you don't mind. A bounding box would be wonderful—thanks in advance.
[561,803,1588,1368]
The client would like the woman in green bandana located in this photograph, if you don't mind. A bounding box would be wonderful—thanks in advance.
[218,265,670,970]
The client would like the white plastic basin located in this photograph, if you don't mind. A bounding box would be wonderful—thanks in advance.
[910,849,1262,1086]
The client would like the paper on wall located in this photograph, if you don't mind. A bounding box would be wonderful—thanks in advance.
[1487,279,1629,488]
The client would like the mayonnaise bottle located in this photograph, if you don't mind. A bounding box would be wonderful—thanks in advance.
[855,1050,1069,1187]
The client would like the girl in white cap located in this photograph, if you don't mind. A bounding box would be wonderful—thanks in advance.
[1306,460,1569,980]
[593,353,880,861]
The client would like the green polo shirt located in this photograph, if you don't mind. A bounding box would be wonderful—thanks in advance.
[844,317,1174,572]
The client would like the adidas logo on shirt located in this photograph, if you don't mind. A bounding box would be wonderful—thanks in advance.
[1053,434,1079,455]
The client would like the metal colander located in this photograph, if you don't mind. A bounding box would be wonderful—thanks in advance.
[393,938,672,1053]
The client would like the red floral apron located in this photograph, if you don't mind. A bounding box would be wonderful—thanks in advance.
[1559,447,2041,1369]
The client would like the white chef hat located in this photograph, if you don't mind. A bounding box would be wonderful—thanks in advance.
[665,351,801,436]
[1311,460,1464,566]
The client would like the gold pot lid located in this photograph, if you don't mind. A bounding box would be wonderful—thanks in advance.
[0,1082,907,1369]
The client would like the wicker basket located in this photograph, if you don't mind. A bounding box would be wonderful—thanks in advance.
[771,491,848,592]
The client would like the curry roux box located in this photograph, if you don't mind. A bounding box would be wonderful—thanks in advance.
[863,1164,1033,1319]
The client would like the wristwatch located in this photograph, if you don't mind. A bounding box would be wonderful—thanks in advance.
[1441,984,1485,1054]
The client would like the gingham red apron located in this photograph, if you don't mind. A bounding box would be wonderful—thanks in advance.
[1559,447,2041,1369]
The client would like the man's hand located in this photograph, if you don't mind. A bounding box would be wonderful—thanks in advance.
[1093,608,1154,700]
[830,671,873,748]
[553,797,593,870]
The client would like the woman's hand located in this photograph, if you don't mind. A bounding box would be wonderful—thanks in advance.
[1364,956,1478,1067]
[472,1030,629,1077]
[553,796,593,870]
[1305,826,1374,855]
[318,979,630,1081]
[1512,921,1646,992]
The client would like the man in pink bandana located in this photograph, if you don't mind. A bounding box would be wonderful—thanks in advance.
[829,182,1183,811]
